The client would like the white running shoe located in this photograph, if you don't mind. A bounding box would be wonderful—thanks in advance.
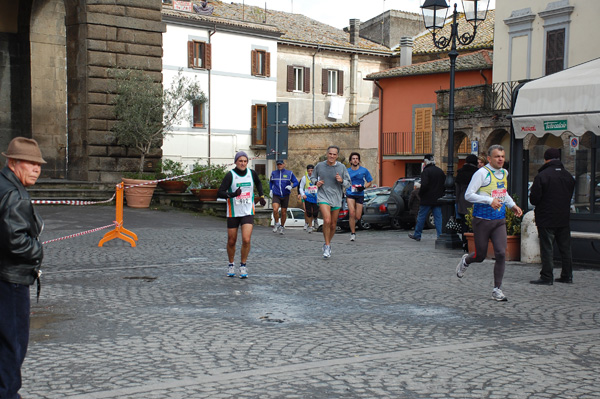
[273,223,280,233]
[350,233,356,241]
[239,265,248,279]
[323,244,331,258]
[307,226,313,234]
[456,254,468,278]
[492,287,507,301]
[304,223,308,231]
[279,226,285,235]
[227,264,235,277]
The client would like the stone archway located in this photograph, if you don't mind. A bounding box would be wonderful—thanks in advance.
[482,128,509,158]
[30,0,68,178]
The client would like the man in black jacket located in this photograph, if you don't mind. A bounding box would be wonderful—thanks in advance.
[409,154,445,241]
[529,148,575,285]
[0,137,45,399]
[455,154,479,251]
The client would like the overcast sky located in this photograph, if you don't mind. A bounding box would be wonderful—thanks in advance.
[237,0,496,29]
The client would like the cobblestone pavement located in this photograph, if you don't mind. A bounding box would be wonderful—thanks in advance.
[22,205,600,398]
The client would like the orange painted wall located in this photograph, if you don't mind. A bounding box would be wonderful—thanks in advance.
[378,68,492,185]
[379,69,492,133]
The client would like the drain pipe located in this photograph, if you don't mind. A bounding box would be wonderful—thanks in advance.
[312,45,321,124]
[208,25,216,165]
[374,79,383,186]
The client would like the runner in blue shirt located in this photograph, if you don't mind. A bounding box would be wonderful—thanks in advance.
[346,152,373,241]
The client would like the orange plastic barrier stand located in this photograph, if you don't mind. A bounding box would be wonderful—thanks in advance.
[98,182,138,247]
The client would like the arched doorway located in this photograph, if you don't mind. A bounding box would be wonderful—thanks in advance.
[0,0,69,178]
[30,0,68,178]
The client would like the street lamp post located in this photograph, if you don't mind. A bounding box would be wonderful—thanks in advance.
[420,0,489,249]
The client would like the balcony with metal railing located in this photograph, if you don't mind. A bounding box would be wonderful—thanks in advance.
[491,81,519,111]
[382,131,432,156]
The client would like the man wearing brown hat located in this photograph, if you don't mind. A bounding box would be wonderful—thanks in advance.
[0,137,45,399]
[529,147,576,285]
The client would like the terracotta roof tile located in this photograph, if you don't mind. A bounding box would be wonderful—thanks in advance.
[165,1,391,54]
[413,9,494,54]
[366,49,493,80]
[162,6,281,33]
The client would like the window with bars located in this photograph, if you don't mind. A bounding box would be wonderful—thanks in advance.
[187,40,211,69]
[193,103,205,128]
[286,66,310,92]
[322,68,344,95]
[251,50,271,77]
[251,104,267,146]
[546,28,565,75]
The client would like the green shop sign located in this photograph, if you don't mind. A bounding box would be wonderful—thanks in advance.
[543,120,567,131]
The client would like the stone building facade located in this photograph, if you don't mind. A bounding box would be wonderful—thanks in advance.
[0,0,164,182]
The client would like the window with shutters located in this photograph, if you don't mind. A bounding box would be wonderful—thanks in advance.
[251,104,267,146]
[414,107,433,154]
[251,50,270,77]
[193,102,205,128]
[286,66,310,92]
[545,28,565,75]
[187,40,211,70]
[322,69,344,95]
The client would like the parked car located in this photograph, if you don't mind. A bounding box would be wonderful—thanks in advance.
[386,177,436,230]
[361,190,399,229]
[271,208,323,228]
[337,186,391,231]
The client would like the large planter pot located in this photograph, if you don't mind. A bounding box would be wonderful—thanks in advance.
[464,232,521,261]
[190,188,218,202]
[122,178,157,208]
[158,180,190,194]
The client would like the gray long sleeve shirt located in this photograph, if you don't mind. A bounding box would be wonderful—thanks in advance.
[310,161,351,208]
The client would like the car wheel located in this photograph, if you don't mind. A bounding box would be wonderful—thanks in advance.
[390,218,401,230]
[425,210,435,229]
[387,195,405,217]
[335,225,343,233]
[359,219,371,230]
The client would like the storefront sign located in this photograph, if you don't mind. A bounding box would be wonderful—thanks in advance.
[543,120,567,131]
[173,0,193,12]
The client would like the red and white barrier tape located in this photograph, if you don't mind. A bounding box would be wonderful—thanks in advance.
[32,193,116,206]
[41,222,118,245]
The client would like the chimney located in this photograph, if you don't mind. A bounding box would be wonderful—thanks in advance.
[399,37,414,67]
[349,19,360,45]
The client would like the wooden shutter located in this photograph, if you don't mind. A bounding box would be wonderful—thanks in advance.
[414,108,433,154]
[204,43,211,70]
[546,29,565,75]
[251,105,257,129]
[287,66,294,92]
[251,50,257,76]
[304,67,311,93]
[322,69,328,94]
[265,52,271,77]
[337,70,344,96]
[187,41,194,68]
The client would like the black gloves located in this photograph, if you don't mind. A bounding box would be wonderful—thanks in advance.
[356,186,365,192]
[258,197,266,206]
[228,187,242,198]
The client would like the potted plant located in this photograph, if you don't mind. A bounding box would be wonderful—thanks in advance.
[189,162,229,201]
[156,159,190,193]
[110,67,206,207]
[464,198,522,261]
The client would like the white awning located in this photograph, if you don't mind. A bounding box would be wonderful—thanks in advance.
[512,58,600,139]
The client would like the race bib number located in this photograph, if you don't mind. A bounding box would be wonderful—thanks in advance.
[351,184,362,193]
[235,188,252,205]
[491,188,507,204]
[306,186,318,194]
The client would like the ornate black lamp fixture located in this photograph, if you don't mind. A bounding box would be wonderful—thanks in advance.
[420,0,489,249]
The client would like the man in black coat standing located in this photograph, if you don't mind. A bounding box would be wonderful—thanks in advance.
[529,148,575,285]
[455,154,479,251]
[409,154,445,241]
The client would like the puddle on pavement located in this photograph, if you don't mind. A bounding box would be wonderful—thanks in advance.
[29,309,72,342]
